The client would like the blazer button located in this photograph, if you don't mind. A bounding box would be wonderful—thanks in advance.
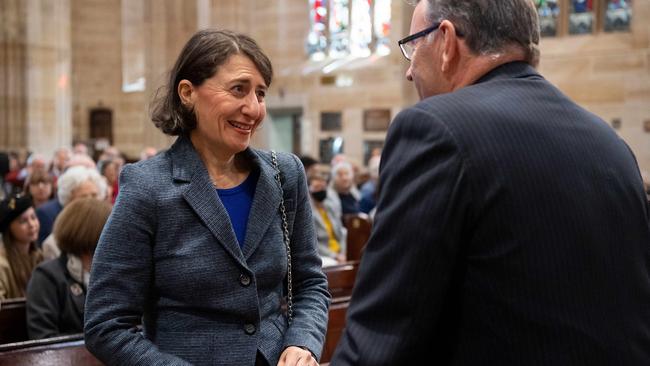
[244,323,256,335]
[239,274,251,287]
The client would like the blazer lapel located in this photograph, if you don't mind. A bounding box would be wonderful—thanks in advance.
[170,136,246,266]
[242,149,282,260]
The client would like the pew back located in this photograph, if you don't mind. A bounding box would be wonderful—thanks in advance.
[323,260,359,298]
[0,298,27,344]
[343,213,372,261]
[0,334,102,366]
[320,296,350,364]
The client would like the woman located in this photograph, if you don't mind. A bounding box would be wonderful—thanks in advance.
[84,29,329,366]
[308,172,347,266]
[0,193,43,299]
[39,165,107,260]
[26,198,111,339]
[23,170,54,209]
[98,158,121,204]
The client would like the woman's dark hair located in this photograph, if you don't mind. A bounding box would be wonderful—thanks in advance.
[150,29,273,136]
[424,0,540,66]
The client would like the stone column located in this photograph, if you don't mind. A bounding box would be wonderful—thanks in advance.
[0,0,28,151]
[25,0,72,156]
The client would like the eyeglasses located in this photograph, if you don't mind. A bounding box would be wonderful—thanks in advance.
[398,22,464,61]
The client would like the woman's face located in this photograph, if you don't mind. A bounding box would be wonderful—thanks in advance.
[102,162,118,184]
[185,54,268,158]
[9,207,39,245]
[29,180,52,204]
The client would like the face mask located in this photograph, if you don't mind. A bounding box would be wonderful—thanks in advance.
[311,190,327,202]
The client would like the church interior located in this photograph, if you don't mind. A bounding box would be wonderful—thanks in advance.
[1,0,648,173]
[0,0,649,364]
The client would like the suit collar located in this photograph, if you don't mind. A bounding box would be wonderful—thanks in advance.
[473,61,542,85]
[170,136,246,266]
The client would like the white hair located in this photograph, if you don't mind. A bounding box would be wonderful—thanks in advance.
[329,161,360,200]
[57,166,107,206]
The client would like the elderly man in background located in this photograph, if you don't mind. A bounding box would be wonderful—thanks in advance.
[36,166,106,251]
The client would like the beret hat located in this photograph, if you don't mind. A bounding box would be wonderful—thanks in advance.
[0,193,33,234]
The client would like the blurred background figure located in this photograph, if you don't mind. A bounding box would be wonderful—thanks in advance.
[65,153,97,171]
[3,152,23,197]
[359,154,380,215]
[49,147,71,179]
[73,142,89,157]
[0,193,43,299]
[329,161,361,219]
[17,153,49,186]
[308,171,346,267]
[26,197,112,339]
[23,170,55,209]
[0,152,9,200]
[139,146,158,161]
[36,166,107,254]
[98,158,122,204]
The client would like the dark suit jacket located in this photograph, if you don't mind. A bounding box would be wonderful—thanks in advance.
[84,136,330,366]
[26,254,85,339]
[331,62,650,365]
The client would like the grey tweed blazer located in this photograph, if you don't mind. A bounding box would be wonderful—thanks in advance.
[84,135,330,366]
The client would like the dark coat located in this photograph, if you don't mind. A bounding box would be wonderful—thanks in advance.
[26,254,85,339]
[332,62,650,365]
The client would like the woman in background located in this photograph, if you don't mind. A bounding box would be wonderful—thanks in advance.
[0,193,42,299]
[26,197,112,339]
[23,170,54,209]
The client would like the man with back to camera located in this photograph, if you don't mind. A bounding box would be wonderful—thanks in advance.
[330,0,650,365]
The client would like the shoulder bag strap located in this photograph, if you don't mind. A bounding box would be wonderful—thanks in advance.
[271,150,293,324]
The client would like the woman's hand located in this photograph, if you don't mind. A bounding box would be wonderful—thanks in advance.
[277,346,318,366]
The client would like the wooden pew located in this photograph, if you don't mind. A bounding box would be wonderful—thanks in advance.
[0,298,27,344]
[320,296,350,364]
[0,333,103,366]
[320,260,360,363]
[343,213,372,261]
[323,260,359,298]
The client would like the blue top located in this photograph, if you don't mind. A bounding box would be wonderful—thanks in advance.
[216,170,259,248]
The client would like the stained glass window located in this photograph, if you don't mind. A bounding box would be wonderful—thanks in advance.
[329,0,350,58]
[307,0,391,60]
[535,0,560,37]
[350,0,372,57]
[374,0,391,56]
[604,0,632,32]
[307,0,329,61]
[569,0,594,35]
[121,0,146,92]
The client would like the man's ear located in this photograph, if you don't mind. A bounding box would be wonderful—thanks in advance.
[439,20,460,73]
[177,79,194,107]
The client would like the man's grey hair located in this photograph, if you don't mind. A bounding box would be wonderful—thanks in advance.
[422,0,540,65]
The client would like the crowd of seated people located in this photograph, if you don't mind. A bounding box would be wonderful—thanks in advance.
[300,153,377,267]
[0,143,158,344]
